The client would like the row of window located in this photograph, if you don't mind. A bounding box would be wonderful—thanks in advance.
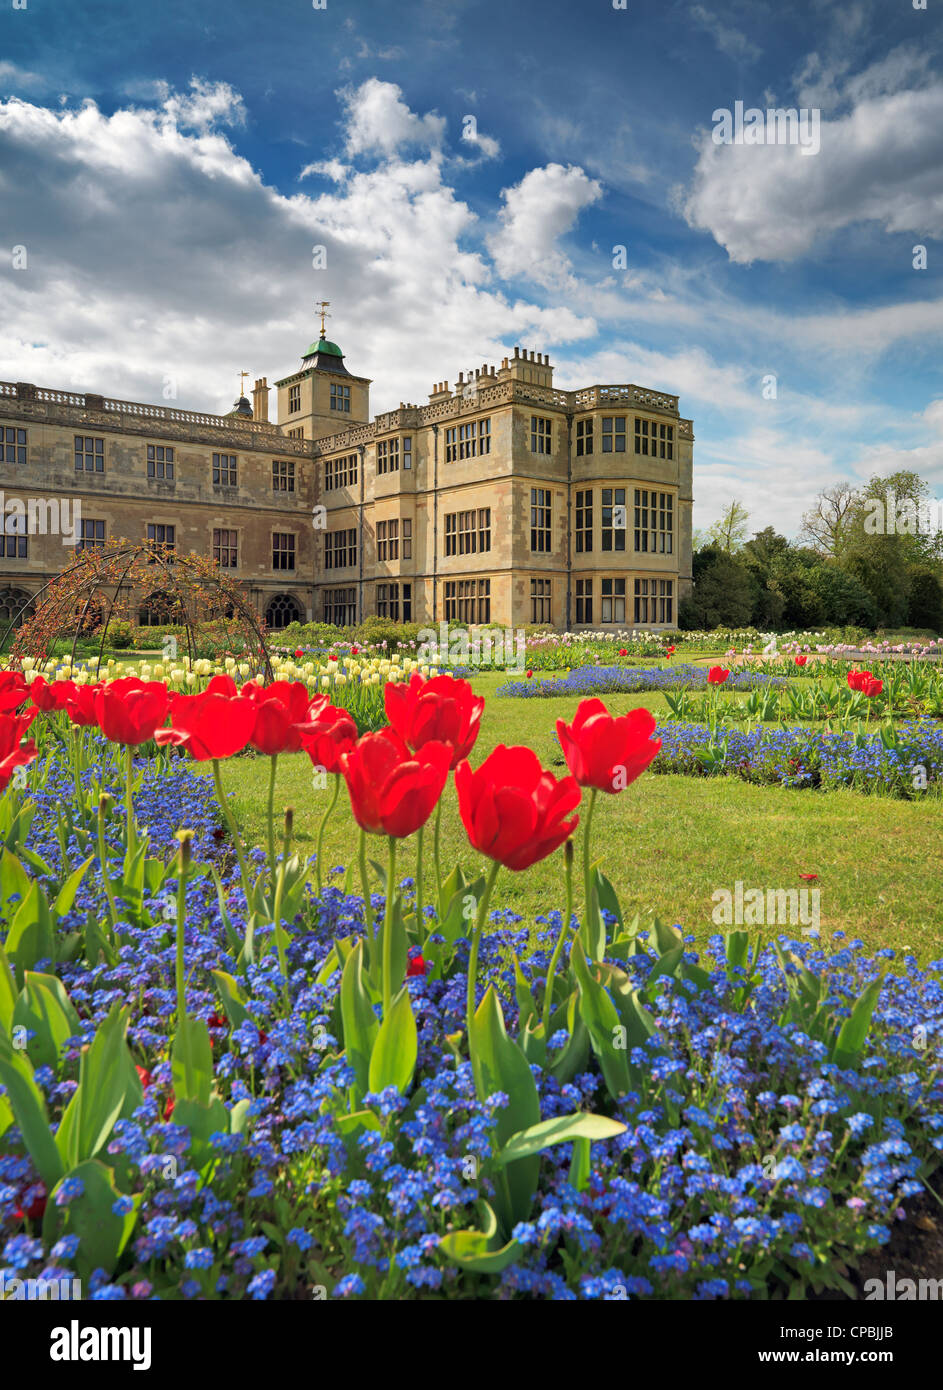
[376,581,412,623]
[574,577,674,625]
[444,508,490,556]
[377,437,412,474]
[444,578,491,625]
[576,416,675,460]
[376,518,413,562]
[288,383,351,415]
[67,436,299,492]
[575,488,674,555]
[40,521,299,572]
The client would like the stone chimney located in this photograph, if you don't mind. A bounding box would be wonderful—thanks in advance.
[252,377,269,423]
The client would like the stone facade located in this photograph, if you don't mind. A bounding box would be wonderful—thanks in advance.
[0,339,693,634]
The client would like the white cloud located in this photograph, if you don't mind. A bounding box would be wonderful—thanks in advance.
[339,78,446,158]
[683,81,943,263]
[0,61,46,92]
[689,6,761,63]
[0,80,593,420]
[489,163,602,289]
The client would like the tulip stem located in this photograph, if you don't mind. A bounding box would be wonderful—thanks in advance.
[542,841,575,1036]
[358,828,375,941]
[272,812,293,1008]
[125,745,134,849]
[175,836,196,1101]
[95,796,121,944]
[433,798,443,909]
[315,774,341,899]
[382,836,397,1016]
[211,760,252,907]
[415,825,425,944]
[466,860,500,1036]
[582,787,598,948]
[266,755,278,877]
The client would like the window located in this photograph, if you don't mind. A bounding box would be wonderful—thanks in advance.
[575,490,593,553]
[634,489,674,554]
[213,529,238,568]
[635,578,674,625]
[444,578,490,624]
[377,582,411,622]
[601,416,627,453]
[377,438,400,475]
[602,488,627,552]
[445,418,491,462]
[74,435,104,473]
[273,532,296,570]
[601,577,626,624]
[146,523,175,556]
[530,488,551,553]
[0,513,27,560]
[288,383,301,413]
[402,518,412,560]
[147,444,174,481]
[376,519,399,562]
[575,418,593,457]
[530,577,551,624]
[324,587,357,626]
[325,528,357,570]
[78,519,105,551]
[575,577,592,624]
[531,416,552,455]
[325,453,358,491]
[403,436,412,469]
[272,460,295,493]
[213,452,237,487]
[266,594,302,629]
[288,427,305,440]
[330,383,351,413]
[634,417,674,459]
[2,428,26,465]
[445,508,491,556]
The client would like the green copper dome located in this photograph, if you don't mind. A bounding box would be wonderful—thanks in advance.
[303,337,343,359]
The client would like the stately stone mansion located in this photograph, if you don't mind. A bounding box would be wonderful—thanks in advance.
[0,323,693,633]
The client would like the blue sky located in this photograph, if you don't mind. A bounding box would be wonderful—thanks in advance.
[1,0,942,536]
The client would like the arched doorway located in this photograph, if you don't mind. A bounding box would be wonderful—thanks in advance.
[0,588,33,633]
[265,593,302,630]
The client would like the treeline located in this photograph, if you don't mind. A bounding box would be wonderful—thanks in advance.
[680,470,943,632]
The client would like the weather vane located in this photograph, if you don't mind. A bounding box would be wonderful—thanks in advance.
[316,300,331,338]
[238,370,250,396]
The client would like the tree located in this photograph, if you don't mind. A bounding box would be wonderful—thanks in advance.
[906,567,943,633]
[799,483,858,557]
[807,563,876,628]
[679,546,757,629]
[706,500,750,554]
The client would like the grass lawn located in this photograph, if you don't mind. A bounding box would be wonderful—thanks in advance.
[195,671,943,961]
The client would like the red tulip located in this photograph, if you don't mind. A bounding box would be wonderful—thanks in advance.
[0,670,28,714]
[707,667,730,685]
[847,670,871,692]
[799,873,818,881]
[27,676,76,712]
[328,654,338,663]
[406,953,427,978]
[294,648,304,659]
[135,1064,153,1088]
[155,687,258,761]
[619,648,628,657]
[862,676,883,698]
[243,681,322,755]
[340,728,450,837]
[384,671,484,768]
[556,699,661,794]
[526,670,533,679]
[0,709,38,791]
[351,646,360,656]
[93,678,170,746]
[455,745,580,872]
[300,701,358,775]
[795,655,808,667]
[63,683,99,727]
[666,645,676,658]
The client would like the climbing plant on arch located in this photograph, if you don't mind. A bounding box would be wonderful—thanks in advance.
[6,538,276,678]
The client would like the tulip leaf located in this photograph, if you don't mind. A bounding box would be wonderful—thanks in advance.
[0,1035,64,1189]
[52,855,94,919]
[4,882,56,986]
[594,870,624,930]
[44,1160,140,1280]
[13,971,83,1076]
[56,1004,139,1169]
[0,942,16,1032]
[468,985,541,1233]
[439,1199,522,1274]
[210,970,251,1030]
[570,942,633,1101]
[496,1111,626,1165]
[341,940,379,1097]
[832,976,882,1069]
[368,985,417,1095]
[171,1014,215,1107]
[569,1135,592,1192]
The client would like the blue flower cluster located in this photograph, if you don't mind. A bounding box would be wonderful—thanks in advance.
[653,720,943,796]
[498,665,784,699]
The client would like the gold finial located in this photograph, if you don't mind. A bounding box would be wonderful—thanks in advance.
[238,370,250,396]
[316,300,331,339]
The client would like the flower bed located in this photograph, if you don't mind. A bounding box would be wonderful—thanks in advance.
[0,672,940,1302]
